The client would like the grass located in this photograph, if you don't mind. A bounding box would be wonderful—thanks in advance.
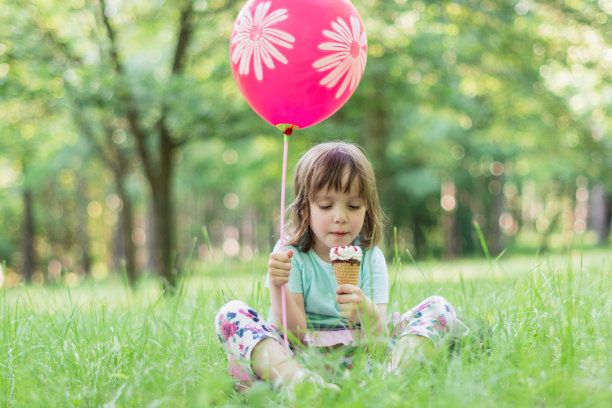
[1,248,611,407]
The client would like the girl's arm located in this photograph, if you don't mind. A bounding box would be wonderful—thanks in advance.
[336,285,387,337]
[371,303,387,336]
[268,250,308,342]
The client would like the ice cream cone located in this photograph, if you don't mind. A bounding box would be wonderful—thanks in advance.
[332,261,360,329]
[330,246,363,330]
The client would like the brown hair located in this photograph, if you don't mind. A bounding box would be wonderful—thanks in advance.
[286,141,384,251]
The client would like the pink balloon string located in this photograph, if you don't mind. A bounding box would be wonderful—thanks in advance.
[279,131,291,351]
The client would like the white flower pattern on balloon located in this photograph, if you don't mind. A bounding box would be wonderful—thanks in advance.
[231,1,295,81]
[313,15,367,99]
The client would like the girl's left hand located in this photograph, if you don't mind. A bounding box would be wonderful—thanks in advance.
[336,284,372,324]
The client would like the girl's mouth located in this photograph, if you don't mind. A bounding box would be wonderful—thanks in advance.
[331,232,347,237]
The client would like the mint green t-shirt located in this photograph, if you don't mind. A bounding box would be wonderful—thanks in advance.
[266,241,389,330]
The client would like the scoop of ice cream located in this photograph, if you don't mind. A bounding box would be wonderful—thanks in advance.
[329,245,362,262]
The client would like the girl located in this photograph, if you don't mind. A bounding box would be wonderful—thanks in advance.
[215,142,460,389]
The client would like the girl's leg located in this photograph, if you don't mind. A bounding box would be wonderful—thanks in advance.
[390,295,457,370]
[390,335,433,371]
[251,339,339,390]
[250,337,304,384]
[214,300,302,386]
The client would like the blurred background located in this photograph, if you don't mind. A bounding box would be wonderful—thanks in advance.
[0,0,610,288]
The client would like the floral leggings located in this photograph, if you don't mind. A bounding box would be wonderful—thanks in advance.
[215,295,458,379]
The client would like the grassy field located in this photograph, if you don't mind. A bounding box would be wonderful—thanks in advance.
[1,248,611,407]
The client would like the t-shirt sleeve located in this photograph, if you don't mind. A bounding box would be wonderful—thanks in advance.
[264,241,304,294]
[361,247,389,304]
[286,256,303,294]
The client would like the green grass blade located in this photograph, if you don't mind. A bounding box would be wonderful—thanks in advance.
[473,221,491,264]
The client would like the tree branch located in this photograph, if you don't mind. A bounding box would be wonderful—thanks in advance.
[102,124,132,178]
[99,0,123,74]
[158,1,196,152]
[98,0,157,186]
[72,107,117,173]
[172,4,195,75]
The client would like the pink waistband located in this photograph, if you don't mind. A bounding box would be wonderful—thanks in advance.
[302,329,360,347]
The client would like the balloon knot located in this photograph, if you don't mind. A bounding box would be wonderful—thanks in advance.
[283,126,295,136]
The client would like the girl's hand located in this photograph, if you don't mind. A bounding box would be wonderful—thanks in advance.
[268,249,294,287]
[336,284,372,324]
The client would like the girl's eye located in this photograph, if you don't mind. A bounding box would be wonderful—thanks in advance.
[319,205,332,210]
[349,205,362,210]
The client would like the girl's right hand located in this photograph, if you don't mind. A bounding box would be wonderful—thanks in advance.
[268,249,294,287]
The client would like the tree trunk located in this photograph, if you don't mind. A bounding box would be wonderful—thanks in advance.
[99,0,194,289]
[113,212,124,271]
[147,201,156,271]
[488,175,505,256]
[412,221,428,257]
[454,186,475,256]
[441,181,458,259]
[457,202,471,256]
[151,135,175,287]
[590,183,612,245]
[605,197,612,245]
[22,188,36,281]
[151,193,174,286]
[116,179,137,286]
[441,211,456,259]
[76,176,91,276]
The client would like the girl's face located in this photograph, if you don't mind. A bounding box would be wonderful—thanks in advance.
[309,174,366,263]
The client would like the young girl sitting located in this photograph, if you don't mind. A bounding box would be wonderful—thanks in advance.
[215,141,460,388]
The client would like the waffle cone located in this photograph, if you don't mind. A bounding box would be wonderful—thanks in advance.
[333,262,360,286]
[333,261,360,329]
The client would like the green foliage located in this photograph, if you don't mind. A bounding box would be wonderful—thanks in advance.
[0,0,611,279]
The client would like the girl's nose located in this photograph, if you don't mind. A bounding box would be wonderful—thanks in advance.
[333,208,347,223]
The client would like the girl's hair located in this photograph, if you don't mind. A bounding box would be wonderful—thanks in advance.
[286,141,384,251]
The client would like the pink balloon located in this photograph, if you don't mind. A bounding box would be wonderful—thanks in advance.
[230,0,368,130]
